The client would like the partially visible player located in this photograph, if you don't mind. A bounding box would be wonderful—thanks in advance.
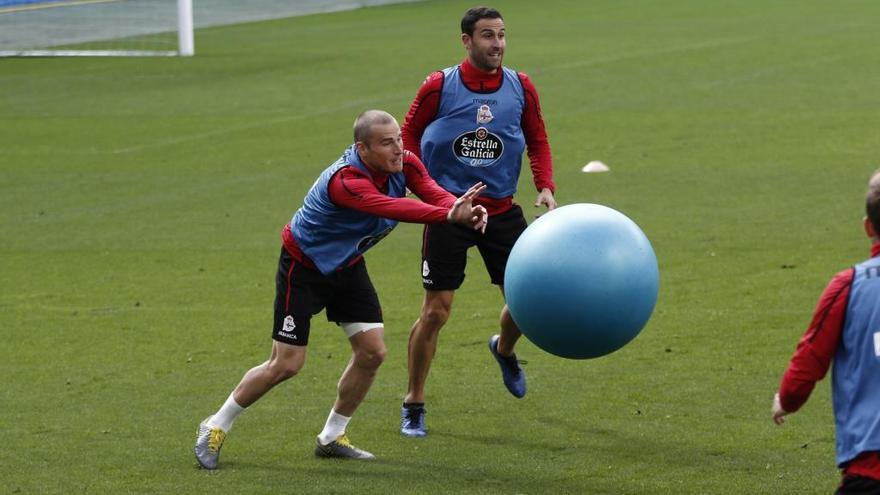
[194,110,487,468]
[772,170,880,494]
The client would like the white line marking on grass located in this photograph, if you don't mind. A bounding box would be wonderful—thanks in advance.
[111,94,402,155]
[696,52,849,90]
[540,35,763,73]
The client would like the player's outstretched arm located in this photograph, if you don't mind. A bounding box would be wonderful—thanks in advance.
[447,182,488,233]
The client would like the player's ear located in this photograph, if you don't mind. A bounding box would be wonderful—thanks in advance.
[864,216,877,239]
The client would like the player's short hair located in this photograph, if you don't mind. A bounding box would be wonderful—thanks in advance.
[353,110,396,144]
[866,169,880,235]
[461,6,503,36]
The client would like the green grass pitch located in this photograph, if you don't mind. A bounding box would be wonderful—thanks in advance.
[2,0,879,493]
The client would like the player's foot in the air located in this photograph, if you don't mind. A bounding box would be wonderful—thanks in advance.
[314,434,376,460]
[400,404,427,438]
[194,416,227,470]
[489,334,526,398]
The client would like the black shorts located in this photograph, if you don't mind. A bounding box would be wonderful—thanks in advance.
[836,474,880,495]
[273,248,383,346]
[421,204,528,290]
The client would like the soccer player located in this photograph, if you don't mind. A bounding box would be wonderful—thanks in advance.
[194,110,488,469]
[399,6,557,437]
[771,170,880,494]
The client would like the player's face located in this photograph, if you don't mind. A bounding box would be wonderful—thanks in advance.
[358,121,404,174]
[463,18,505,72]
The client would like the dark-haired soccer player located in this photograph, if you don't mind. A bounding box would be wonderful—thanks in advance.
[772,170,880,494]
[399,6,557,437]
[194,110,488,468]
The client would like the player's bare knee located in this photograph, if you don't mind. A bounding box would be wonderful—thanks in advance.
[266,357,302,383]
[355,346,386,370]
[420,305,450,330]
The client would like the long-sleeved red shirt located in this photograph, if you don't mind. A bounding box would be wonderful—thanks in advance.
[778,243,880,477]
[282,150,456,269]
[402,58,554,216]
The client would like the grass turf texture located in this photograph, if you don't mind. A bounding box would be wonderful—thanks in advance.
[2,0,879,493]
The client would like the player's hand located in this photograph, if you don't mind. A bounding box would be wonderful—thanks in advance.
[771,393,790,425]
[448,182,488,233]
[535,188,557,210]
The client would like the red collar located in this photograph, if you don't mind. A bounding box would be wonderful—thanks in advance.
[459,58,503,92]
[348,159,389,188]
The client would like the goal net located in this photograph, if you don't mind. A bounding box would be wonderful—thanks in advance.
[0,0,193,57]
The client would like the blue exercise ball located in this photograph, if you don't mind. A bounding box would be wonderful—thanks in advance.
[504,204,659,359]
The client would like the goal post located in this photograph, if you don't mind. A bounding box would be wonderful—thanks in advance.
[176,0,192,56]
[0,0,194,57]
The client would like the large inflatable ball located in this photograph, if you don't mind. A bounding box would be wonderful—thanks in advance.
[504,204,659,359]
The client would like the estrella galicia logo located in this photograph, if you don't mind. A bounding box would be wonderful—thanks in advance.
[452,127,504,167]
[357,226,393,252]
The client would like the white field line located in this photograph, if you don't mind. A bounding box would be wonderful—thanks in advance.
[111,94,400,154]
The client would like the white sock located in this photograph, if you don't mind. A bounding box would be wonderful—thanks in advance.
[207,392,245,432]
[317,410,351,445]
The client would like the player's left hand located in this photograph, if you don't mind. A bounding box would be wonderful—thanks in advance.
[535,188,557,210]
[771,392,790,425]
[448,182,488,233]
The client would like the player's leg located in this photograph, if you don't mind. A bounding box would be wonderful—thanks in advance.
[195,247,316,469]
[315,261,383,459]
[497,296,522,355]
[231,340,307,408]
[477,205,528,397]
[405,289,455,405]
[195,338,309,469]
[498,285,522,356]
[334,326,386,417]
[313,325,385,460]
[402,222,473,436]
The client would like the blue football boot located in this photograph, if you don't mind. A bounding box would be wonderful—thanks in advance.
[489,335,526,398]
[400,404,427,437]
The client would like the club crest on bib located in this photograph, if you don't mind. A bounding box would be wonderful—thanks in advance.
[452,126,504,167]
[476,104,494,124]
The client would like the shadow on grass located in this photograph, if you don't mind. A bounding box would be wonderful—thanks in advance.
[187,421,763,494]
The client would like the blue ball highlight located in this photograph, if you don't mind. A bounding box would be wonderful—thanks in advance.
[504,204,659,359]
